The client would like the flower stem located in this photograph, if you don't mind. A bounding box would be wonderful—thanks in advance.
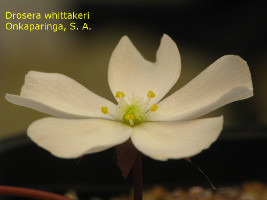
[133,151,142,200]
[0,186,73,200]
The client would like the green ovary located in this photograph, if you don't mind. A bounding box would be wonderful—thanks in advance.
[122,105,143,126]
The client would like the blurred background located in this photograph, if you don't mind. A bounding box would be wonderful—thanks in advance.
[0,0,267,196]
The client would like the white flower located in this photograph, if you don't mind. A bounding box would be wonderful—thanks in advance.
[5,35,253,161]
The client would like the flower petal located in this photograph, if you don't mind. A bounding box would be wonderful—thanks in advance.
[28,117,133,158]
[150,55,253,121]
[131,116,223,161]
[6,71,116,119]
[108,34,181,105]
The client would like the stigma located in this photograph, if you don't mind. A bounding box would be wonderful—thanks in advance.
[101,91,158,127]
[124,114,135,127]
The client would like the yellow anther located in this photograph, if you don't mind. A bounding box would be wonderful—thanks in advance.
[101,107,108,114]
[101,107,118,120]
[150,104,158,112]
[147,91,156,98]
[124,114,135,120]
[116,91,125,98]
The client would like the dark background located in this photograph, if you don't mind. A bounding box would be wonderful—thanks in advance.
[0,0,266,198]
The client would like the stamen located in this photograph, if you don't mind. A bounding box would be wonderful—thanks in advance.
[116,91,125,98]
[101,106,118,120]
[144,104,158,119]
[146,91,156,105]
[101,107,109,114]
[147,91,155,98]
[150,104,158,112]
[124,114,135,127]
[116,91,128,105]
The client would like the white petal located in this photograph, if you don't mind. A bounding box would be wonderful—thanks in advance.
[6,71,116,119]
[131,116,223,161]
[108,34,181,105]
[28,117,133,158]
[150,55,253,121]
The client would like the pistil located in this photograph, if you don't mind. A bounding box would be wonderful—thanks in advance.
[124,114,135,127]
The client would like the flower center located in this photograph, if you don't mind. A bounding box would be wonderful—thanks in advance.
[101,91,158,127]
[123,105,142,126]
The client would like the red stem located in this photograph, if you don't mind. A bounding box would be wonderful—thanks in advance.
[133,151,142,200]
[0,186,73,200]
